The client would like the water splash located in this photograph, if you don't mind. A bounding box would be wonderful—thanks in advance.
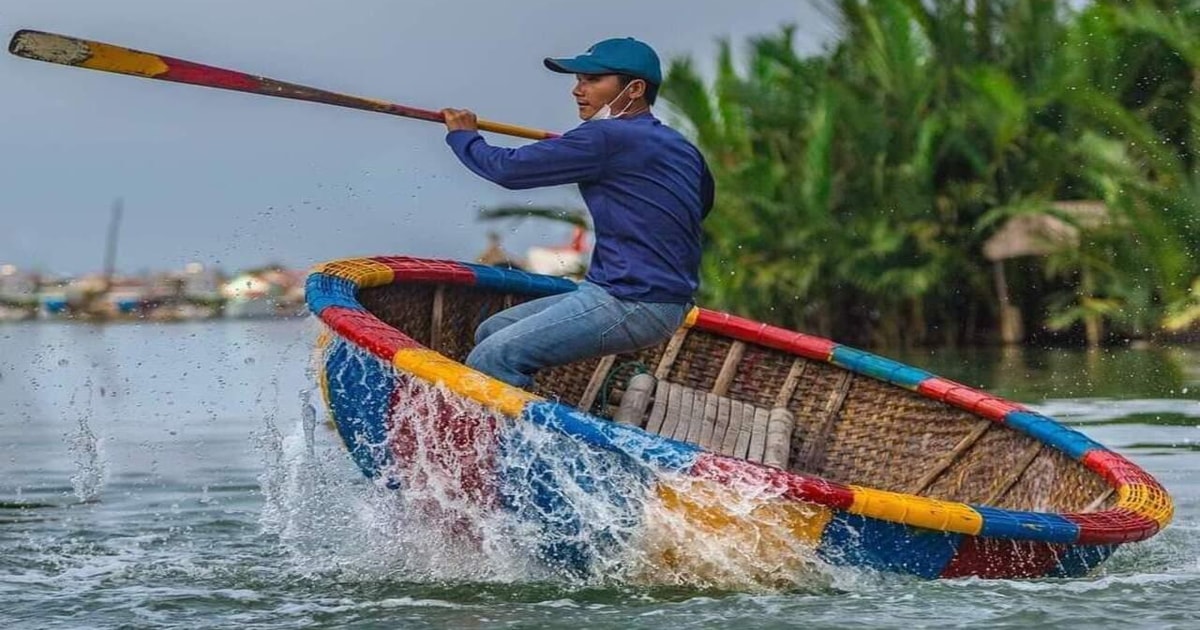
[67,382,106,503]
[258,337,833,591]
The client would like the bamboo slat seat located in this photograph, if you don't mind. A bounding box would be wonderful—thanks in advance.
[614,376,795,468]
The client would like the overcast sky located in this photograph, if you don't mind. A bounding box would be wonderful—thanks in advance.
[1,0,834,275]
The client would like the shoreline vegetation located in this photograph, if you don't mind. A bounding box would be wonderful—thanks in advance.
[659,0,1200,349]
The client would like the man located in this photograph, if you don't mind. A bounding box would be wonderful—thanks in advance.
[441,37,713,389]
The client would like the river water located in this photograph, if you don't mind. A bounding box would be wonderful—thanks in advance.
[1,320,1196,629]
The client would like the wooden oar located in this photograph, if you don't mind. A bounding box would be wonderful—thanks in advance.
[8,29,558,140]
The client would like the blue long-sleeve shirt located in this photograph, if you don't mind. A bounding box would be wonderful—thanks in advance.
[446,113,713,303]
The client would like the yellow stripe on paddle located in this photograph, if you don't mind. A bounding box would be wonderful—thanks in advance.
[81,41,169,77]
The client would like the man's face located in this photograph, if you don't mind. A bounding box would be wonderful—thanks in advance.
[572,73,626,120]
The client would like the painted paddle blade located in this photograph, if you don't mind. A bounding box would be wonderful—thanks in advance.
[8,29,556,140]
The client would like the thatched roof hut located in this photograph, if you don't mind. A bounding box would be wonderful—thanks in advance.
[981,201,1112,345]
[982,201,1112,262]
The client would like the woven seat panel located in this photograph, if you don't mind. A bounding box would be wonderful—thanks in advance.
[922,423,1037,503]
[726,344,795,409]
[994,448,1112,513]
[437,286,508,363]
[784,360,854,475]
[812,377,982,493]
[666,331,736,391]
[360,284,435,347]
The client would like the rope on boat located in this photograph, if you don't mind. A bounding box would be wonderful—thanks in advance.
[594,359,650,415]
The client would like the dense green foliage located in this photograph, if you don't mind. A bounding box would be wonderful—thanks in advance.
[662,0,1200,347]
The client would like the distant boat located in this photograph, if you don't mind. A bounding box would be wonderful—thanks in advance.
[524,226,589,277]
[39,198,133,321]
[306,255,1172,583]
[38,291,69,318]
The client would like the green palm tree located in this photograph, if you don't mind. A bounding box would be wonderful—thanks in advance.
[660,0,1199,346]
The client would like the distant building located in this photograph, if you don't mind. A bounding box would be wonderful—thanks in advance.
[0,265,37,300]
[220,268,305,319]
[138,263,225,321]
[180,262,223,302]
[0,265,38,321]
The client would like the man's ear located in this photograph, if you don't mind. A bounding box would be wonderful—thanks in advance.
[627,79,647,101]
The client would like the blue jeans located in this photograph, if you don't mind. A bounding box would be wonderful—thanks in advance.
[465,282,692,389]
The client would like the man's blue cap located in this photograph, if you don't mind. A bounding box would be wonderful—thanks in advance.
[544,37,662,85]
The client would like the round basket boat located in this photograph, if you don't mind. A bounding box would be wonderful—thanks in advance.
[305,255,1173,581]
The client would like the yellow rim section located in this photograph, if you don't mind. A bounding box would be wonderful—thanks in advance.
[392,348,541,417]
[1118,484,1174,529]
[849,485,984,535]
[312,258,395,288]
[683,306,700,328]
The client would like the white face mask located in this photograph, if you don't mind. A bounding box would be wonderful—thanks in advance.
[588,80,637,122]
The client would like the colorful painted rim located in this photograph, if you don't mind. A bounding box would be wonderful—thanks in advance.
[305,255,1173,548]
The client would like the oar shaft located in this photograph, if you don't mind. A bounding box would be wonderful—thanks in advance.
[8,29,558,140]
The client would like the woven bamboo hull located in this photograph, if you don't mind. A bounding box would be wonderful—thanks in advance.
[306,255,1173,581]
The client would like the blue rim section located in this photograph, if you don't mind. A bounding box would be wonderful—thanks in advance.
[1003,411,1105,461]
[523,401,701,473]
[463,263,578,297]
[306,272,361,316]
[831,346,933,390]
[971,505,1081,543]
